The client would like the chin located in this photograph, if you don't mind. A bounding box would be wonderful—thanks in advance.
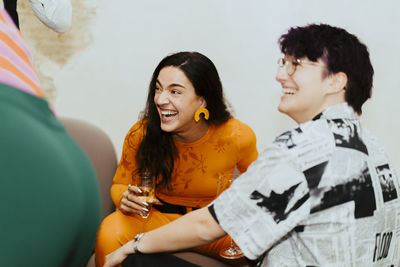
[277,103,289,114]
[160,123,175,133]
[278,104,298,122]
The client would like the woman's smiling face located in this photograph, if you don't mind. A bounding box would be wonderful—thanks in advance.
[154,66,206,140]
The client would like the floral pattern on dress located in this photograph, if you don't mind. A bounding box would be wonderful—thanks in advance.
[214,139,231,153]
[181,147,207,174]
[111,118,258,208]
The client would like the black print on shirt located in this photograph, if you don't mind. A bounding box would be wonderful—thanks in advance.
[303,161,329,189]
[250,183,309,223]
[373,231,393,262]
[310,164,376,218]
[376,164,398,202]
[328,119,368,155]
[274,127,302,149]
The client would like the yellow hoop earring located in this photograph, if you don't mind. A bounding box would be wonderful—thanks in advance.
[194,108,209,122]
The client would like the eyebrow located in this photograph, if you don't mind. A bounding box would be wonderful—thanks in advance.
[156,80,185,89]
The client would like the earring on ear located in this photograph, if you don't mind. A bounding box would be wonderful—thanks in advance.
[194,108,209,122]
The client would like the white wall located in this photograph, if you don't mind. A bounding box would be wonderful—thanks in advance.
[53,0,400,171]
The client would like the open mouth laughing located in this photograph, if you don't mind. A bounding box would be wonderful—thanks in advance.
[282,88,297,95]
[160,110,178,121]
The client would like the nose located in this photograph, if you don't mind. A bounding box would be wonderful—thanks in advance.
[275,66,289,84]
[154,90,169,106]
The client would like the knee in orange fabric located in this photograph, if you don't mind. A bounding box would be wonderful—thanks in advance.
[94,210,181,267]
[95,210,144,267]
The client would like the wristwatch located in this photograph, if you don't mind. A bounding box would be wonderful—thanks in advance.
[133,232,145,253]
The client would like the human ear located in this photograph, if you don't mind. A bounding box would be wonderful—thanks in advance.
[328,72,348,94]
[199,97,207,108]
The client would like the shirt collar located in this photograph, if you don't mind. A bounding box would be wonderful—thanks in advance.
[312,103,358,121]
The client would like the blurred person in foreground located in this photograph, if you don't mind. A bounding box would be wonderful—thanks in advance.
[0,8,101,266]
[105,23,400,267]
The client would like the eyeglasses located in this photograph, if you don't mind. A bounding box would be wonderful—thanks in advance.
[277,57,326,76]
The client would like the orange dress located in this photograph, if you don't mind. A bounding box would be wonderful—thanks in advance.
[95,118,258,266]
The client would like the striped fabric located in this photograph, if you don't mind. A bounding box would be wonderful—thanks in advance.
[0,8,43,98]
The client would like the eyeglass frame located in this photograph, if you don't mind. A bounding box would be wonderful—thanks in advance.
[277,57,326,76]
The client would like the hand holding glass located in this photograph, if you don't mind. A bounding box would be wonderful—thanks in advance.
[136,172,155,218]
[217,173,244,259]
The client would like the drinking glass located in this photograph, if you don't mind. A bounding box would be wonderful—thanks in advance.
[217,173,244,259]
[136,171,155,218]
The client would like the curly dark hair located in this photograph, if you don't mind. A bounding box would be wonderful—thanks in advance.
[278,23,374,114]
[135,51,232,189]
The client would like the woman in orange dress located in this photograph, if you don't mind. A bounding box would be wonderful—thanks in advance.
[95,51,258,266]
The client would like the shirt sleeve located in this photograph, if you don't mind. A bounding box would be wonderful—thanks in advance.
[207,205,219,224]
[30,0,72,33]
[110,121,144,207]
[211,143,311,260]
[235,121,258,173]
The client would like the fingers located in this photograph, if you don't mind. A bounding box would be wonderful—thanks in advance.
[127,184,142,194]
[120,197,147,215]
[121,195,148,211]
[126,184,149,206]
[120,187,149,215]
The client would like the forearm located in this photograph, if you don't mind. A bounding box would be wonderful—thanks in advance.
[135,207,225,254]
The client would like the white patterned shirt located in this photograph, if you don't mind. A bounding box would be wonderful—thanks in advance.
[211,103,400,267]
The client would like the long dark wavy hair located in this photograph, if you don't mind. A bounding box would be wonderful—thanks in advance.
[135,51,232,189]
